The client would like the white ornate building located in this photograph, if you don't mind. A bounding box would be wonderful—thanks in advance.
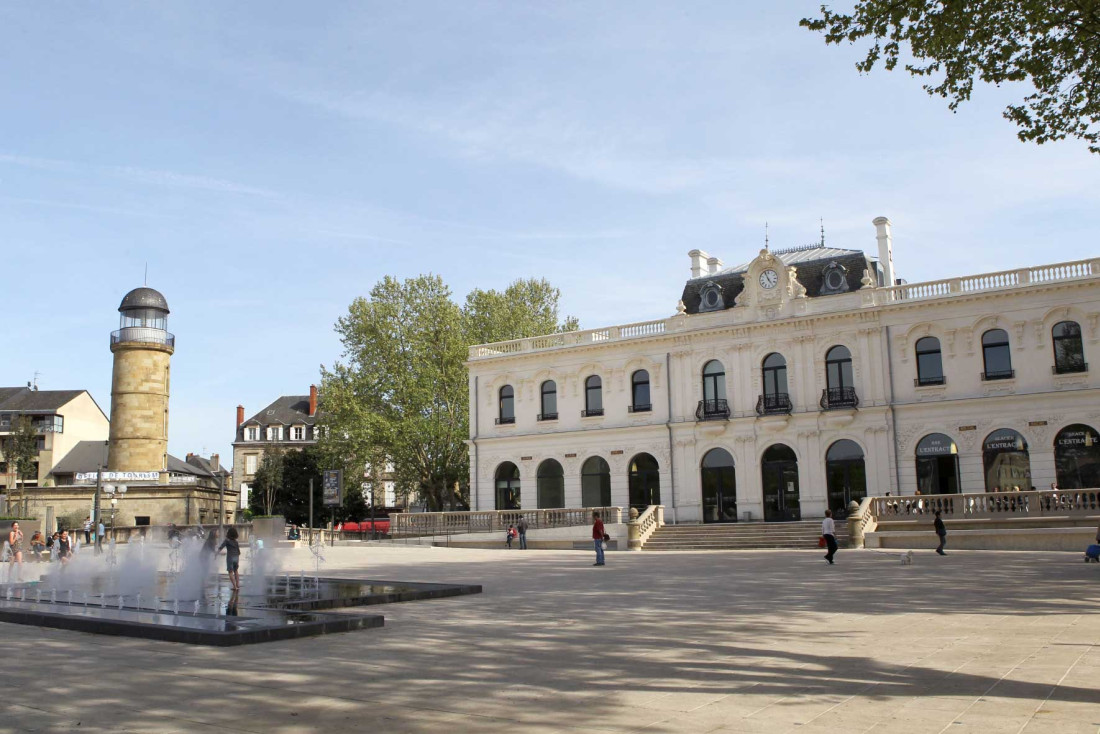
[466,218,1100,524]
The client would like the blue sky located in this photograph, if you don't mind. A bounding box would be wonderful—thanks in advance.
[3,2,1099,466]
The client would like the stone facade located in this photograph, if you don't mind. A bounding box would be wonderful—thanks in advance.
[108,342,172,474]
[467,219,1100,524]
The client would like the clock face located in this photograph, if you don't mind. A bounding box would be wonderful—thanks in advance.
[759,269,778,289]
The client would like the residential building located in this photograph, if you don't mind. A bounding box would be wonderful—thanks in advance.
[0,386,109,493]
[466,217,1100,524]
[232,386,320,509]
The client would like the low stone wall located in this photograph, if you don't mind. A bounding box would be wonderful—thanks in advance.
[430,523,628,550]
[867,526,1098,552]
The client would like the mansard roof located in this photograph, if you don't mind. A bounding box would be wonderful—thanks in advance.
[243,395,317,427]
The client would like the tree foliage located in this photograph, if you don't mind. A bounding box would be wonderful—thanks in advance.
[801,1,1100,153]
[247,446,367,525]
[250,446,285,517]
[320,275,576,511]
[7,416,39,494]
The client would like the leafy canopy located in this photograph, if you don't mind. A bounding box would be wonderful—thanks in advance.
[320,275,576,511]
[802,1,1100,153]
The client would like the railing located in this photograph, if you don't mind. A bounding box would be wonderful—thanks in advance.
[628,403,652,413]
[756,393,792,415]
[581,408,604,417]
[629,505,665,550]
[878,257,1098,306]
[869,489,1100,520]
[1053,362,1088,375]
[537,412,558,421]
[981,369,1015,381]
[914,376,946,387]
[468,318,667,359]
[820,386,859,410]
[495,416,515,425]
[390,506,623,538]
[695,399,730,421]
[110,327,175,348]
[847,497,877,549]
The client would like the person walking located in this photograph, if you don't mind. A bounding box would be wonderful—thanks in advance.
[517,516,529,550]
[591,511,606,566]
[7,522,24,581]
[82,516,92,545]
[96,519,105,554]
[217,527,241,591]
[822,510,837,565]
[933,510,947,555]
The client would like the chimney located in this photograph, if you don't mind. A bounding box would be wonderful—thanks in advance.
[707,256,723,275]
[309,384,318,417]
[186,452,194,460]
[210,453,220,473]
[236,405,244,427]
[873,216,895,287]
[688,249,709,279]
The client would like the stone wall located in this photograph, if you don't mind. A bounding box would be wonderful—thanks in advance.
[108,342,172,473]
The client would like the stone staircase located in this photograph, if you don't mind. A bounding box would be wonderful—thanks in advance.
[643,520,847,551]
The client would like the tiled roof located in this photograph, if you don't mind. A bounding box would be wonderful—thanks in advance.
[50,441,215,478]
[0,388,87,412]
[716,245,868,275]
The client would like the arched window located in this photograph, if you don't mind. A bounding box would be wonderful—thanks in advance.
[583,376,603,416]
[915,337,945,386]
[761,444,799,521]
[1054,424,1100,489]
[699,360,729,419]
[628,453,660,509]
[630,370,651,413]
[497,385,515,425]
[1052,321,1086,374]
[823,346,857,409]
[916,433,960,494]
[825,439,866,515]
[701,448,737,523]
[495,462,521,510]
[982,428,1030,492]
[538,380,557,421]
[981,329,1013,380]
[536,459,565,508]
[758,353,791,414]
[581,456,611,507]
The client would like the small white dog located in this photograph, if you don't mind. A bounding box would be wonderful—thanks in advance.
[900,550,914,565]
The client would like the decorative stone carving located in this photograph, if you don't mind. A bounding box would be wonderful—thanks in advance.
[698,281,725,313]
[820,261,850,295]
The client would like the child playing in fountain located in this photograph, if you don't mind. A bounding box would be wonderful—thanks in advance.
[217,527,241,591]
[57,530,72,565]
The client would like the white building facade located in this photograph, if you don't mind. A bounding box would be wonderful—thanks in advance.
[467,218,1100,524]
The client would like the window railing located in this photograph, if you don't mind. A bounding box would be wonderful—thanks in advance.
[820,386,859,410]
[695,399,730,421]
[981,369,1015,381]
[581,408,604,417]
[111,327,175,348]
[628,404,652,413]
[494,416,515,425]
[1053,362,1088,375]
[914,376,946,387]
[756,393,792,415]
[537,413,558,422]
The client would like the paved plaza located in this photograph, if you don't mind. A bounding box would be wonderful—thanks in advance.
[2,545,1099,733]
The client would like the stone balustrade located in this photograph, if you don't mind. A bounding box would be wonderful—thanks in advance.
[868,488,1100,521]
[390,507,622,538]
[628,505,665,550]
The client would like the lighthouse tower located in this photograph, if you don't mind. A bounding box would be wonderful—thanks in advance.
[107,287,174,475]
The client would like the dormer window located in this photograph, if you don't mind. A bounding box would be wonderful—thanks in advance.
[267,425,282,441]
[699,281,725,312]
[820,261,849,295]
[246,426,258,441]
[292,426,304,441]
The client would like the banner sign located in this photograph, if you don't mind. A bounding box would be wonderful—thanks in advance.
[323,470,343,507]
[75,471,160,482]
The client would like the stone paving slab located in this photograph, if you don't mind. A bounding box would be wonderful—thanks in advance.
[1,545,1099,733]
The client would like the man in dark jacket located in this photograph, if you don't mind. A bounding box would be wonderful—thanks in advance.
[934,510,947,556]
[517,516,529,550]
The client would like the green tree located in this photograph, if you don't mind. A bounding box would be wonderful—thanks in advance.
[250,446,285,517]
[320,275,576,511]
[6,416,39,511]
[801,2,1100,153]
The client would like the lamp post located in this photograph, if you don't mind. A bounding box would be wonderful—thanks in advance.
[103,484,127,539]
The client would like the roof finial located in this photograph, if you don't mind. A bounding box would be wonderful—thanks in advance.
[820,217,825,247]
[144,262,148,286]
[764,221,769,251]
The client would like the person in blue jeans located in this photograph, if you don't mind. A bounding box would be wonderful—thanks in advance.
[591,511,606,566]
[517,516,529,550]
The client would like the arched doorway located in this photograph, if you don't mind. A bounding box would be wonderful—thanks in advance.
[983,428,1031,491]
[826,440,866,516]
[537,459,565,508]
[916,434,960,494]
[628,453,661,511]
[581,456,611,507]
[495,462,521,510]
[1054,424,1100,489]
[701,448,737,523]
[761,444,800,521]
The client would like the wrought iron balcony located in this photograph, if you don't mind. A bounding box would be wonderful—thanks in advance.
[756,393,792,416]
[494,416,515,425]
[628,404,652,413]
[537,413,558,421]
[110,327,175,348]
[914,376,946,387]
[981,369,1015,381]
[695,399,730,421]
[820,386,859,410]
[581,408,604,417]
[1052,362,1088,375]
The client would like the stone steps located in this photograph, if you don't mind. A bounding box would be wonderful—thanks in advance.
[644,521,848,551]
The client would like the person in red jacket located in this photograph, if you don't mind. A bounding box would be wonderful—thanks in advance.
[591,511,606,566]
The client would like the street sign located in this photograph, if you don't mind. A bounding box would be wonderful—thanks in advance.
[322,470,343,506]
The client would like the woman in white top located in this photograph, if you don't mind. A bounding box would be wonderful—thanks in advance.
[822,510,837,565]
